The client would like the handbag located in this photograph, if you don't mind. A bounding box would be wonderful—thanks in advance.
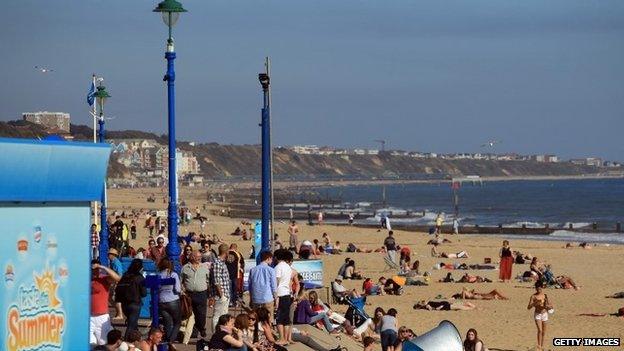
[180,293,193,320]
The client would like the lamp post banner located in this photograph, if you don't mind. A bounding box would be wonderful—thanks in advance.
[243,259,323,291]
[0,203,90,351]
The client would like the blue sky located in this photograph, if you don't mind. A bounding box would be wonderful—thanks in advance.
[1,0,623,160]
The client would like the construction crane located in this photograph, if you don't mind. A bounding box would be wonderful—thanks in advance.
[374,139,386,152]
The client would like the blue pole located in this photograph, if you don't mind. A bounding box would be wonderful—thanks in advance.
[98,117,109,266]
[260,82,271,261]
[164,48,181,273]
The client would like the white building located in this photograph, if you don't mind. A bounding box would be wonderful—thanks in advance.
[291,145,320,154]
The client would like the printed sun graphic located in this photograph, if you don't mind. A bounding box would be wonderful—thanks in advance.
[34,269,61,308]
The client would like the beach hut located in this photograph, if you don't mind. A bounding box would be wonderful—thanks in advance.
[0,137,110,350]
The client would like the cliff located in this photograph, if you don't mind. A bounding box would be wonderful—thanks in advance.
[0,120,605,180]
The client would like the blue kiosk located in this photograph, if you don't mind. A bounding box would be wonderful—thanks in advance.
[0,137,110,350]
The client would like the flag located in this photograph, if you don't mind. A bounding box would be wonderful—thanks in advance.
[87,77,96,106]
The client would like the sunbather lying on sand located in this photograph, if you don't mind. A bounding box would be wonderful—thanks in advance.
[556,275,579,290]
[606,292,624,298]
[413,300,476,311]
[452,287,508,300]
[458,273,492,283]
[431,243,469,258]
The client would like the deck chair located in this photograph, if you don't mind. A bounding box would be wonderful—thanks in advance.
[383,255,400,271]
[331,283,348,304]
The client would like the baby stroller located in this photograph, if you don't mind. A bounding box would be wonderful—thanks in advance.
[344,296,370,330]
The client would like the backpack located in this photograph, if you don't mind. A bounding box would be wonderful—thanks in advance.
[115,274,142,304]
[347,243,357,253]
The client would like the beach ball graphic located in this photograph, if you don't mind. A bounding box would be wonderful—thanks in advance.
[33,225,43,243]
[17,237,29,261]
[5,263,15,288]
[58,262,69,285]
[46,236,58,258]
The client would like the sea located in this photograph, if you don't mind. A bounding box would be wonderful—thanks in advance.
[319,178,624,245]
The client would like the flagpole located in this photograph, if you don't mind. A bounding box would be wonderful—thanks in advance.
[91,74,99,229]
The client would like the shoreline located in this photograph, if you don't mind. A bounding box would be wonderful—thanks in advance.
[199,173,624,190]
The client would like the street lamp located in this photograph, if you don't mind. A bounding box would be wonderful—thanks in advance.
[258,72,271,262]
[153,0,186,273]
[94,83,111,266]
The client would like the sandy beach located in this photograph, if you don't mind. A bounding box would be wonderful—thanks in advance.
[109,187,624,350]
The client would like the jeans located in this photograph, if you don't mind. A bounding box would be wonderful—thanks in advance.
[159,299,181,342]
[188,290,208,336]
[309,312,334,332]
[122,303,141,340]
[212,295,230,331]
[230,278,238,303]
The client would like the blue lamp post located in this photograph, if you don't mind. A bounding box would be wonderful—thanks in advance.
[154,0,187,273]
[94,83,111,266]
[258,72,271,261]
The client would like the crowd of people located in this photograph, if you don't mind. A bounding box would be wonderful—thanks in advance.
[90,206,607,351]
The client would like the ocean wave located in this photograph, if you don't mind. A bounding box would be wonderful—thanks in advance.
[503,230,624,245]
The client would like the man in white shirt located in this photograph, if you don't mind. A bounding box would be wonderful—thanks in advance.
[274,249,294,344]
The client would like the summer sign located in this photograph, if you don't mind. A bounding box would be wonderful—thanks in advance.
[1,205,91,350]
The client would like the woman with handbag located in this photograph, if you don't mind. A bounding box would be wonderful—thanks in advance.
[158,257,182,343]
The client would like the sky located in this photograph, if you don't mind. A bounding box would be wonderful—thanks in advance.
[1,0,623,160]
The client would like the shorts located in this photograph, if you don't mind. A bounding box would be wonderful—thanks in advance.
[534,311,548,322]
[380,329,398,350]
[276,295,292,325]
[90,314,112,345]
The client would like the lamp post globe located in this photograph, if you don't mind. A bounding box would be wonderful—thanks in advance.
[153,0,187,50]
[94,85,111,115]
[153,0,186,273]
[94,84,111,266]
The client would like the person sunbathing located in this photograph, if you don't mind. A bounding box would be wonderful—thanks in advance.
[453,287,508,300]
[458,273,492,283]
[431,243,469,258]
[413,300,476,311]
[346,243,375,253]
[439,272,455,283]
[379,277,403,295]
[556,275,579,290]
[606,292,624,298]
[427,234,452,245]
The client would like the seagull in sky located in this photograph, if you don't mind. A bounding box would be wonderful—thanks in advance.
[35,66,54,73]
[481,140,501,148]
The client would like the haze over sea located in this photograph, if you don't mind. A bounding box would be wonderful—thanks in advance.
[321,178,624,244]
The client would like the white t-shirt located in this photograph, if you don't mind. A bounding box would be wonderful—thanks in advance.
[274,261,293,297]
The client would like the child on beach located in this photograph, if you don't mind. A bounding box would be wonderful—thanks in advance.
[363,336,376,351]
[528,281,553,350]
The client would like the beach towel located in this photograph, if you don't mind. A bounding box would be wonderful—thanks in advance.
[392,275,407,286]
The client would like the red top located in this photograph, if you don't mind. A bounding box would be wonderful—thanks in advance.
[91,276,111,316]
[400,246,411,258]
[363,280,374,294]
